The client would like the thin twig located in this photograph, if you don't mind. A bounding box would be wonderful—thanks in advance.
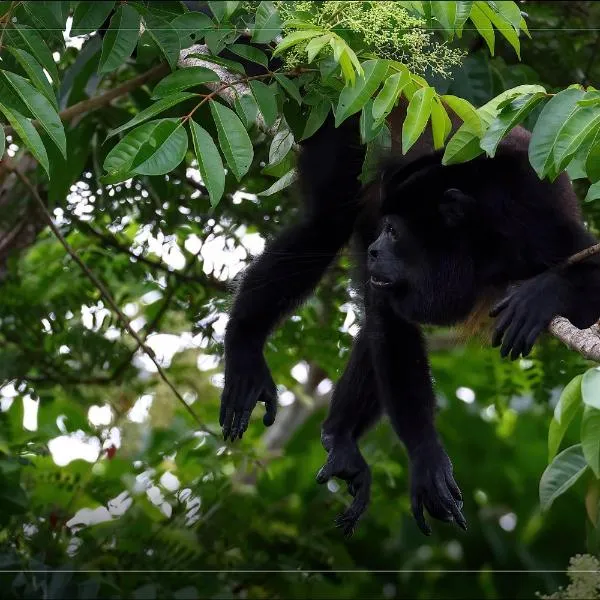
[11,167,216,435]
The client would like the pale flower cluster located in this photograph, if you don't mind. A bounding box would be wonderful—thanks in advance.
[540,554,600,599]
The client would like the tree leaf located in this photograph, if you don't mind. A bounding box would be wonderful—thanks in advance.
[250,80,278,128]
[234,93,259,129]
[335,59,389,126]
[430,97,451,150]
[477,1,520,58]
[360,99,384,144]
[302,100,330,141]
[0,102,49,175]
[402,86,435,154]
[455,1,474,36]
[585,181,600,203]
[258,169,298,196]
[583,368,600,408]
[269,129,294,165]
[273,30,323,57]
[441,94,483,135]
[1,71,66,158]
[228,44,268,67]
[539,444,588,511]
[152,68,219,99]
[582,406,600,478]
[208,1,226,22]
[372,70,410,122]
[107,92,196,138]
[0,126,4,160]
[529,88,585,180]
[469,3,495,54]
[306,34,331,63]
[189,120,225,207]
[209,101,254,180]
[5,24,59,83]
[171,12,214,46]
[99,5,141,75]
[71,1,115,36]
[274,74,302,105]
[5,47,58,109]
[103,119,187,182]
[138,9,181,69]
[252,1,283,44]
[431,1,456,35]
[552,101,600,174]
[480,92,546,157]
[586,133,600,183]
[548,374,583,462]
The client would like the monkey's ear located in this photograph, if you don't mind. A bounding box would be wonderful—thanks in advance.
[439,188,476,227]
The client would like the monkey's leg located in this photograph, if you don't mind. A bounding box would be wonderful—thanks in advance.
[366,298,466,535]
[316,329,381,536]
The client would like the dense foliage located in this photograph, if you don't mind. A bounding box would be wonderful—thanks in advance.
[1,1,600,598]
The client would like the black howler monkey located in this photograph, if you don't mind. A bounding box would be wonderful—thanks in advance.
[220,109,600,535]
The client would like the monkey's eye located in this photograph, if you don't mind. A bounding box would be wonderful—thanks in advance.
[385,223,398,240]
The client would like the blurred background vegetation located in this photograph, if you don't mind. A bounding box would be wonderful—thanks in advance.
[1,1,600,598]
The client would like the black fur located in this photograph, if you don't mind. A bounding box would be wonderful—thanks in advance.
[220,120,600,535]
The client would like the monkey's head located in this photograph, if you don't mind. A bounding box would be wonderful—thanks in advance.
[367,184,479,326]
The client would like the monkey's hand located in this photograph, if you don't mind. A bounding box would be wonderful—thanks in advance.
[316,435,371,537]
[220,350,277,441]
[490,271,565,360]
[410,440,466,536]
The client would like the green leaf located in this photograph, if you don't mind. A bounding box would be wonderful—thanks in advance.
[431,1,456,34]
[301,100,330,141]
[586,134,600,183]
[372,70,410,122]
[582,406,600,477]
[269,129,294,165]
[539,444,588,511]
[152,68,219,99]
[0,126,4,160]
[188,53,245,74]
[335,60,389,126]
[402,86,435,154]
[583,368,600,408]
[455,1,474,36]
[234,94,259,129]
[306,34,331,62]
[273,30,323,57]
[189,120,225,207]
[548,374,583,461]
[250,80,278,128]
[360,99,384,144]
[481,92,546,158]
[252,1,283,44]
[586,181,600,203]
[107,92,196,138]
[208,1,226,22]
[5,24,59,83]
[258,169,298,196]
[0,102,49,175]
[1,71,66,158]
[529,88,585,179]
[225,1,240,18]
[103,119,187,181]
[138,9,181,69]
[494,0,523,30]
[171,12,214,45]
[430,98,451,150]
[552,102,600,174]
[469,3,495,54]
[99,5,141,75]
[5,47,58,109]
[274,74,302,105]
[442,129,484,165]
[228,44,268,67]
[71,1,115,36]
[441,95,483,135]
[209,101,254,180]
[477,1,520,58]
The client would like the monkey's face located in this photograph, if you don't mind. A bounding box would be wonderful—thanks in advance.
[367,213,477,325]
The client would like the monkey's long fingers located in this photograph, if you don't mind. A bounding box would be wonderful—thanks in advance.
[489,292,514,318]
[335,470,371,537]
[229,386,262,441]
[434,473,467,531]
[316,456,335,484]
[411,492,431,536]
[263,392,277,427]
[491,305,516,348]
[500,313,527,359]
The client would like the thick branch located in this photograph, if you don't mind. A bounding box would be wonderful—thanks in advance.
[549,317,600,362]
